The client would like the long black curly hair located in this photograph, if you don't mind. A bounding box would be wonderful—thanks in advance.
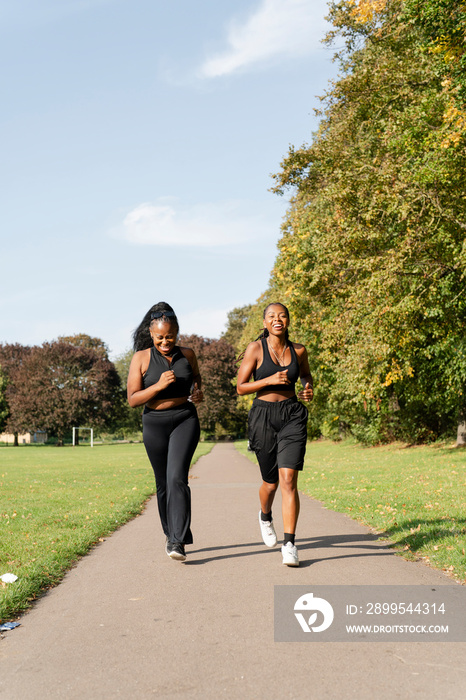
[132,302,179,352]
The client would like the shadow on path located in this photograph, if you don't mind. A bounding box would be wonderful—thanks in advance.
[187,532,392,567]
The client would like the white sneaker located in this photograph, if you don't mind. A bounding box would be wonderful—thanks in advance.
[258,511,277,547]
[281,542,299,566]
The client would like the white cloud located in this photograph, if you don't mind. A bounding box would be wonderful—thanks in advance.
[199,0,329,79]
[114,198,277,248]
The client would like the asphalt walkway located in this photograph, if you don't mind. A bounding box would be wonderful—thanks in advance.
[1,443,465,699]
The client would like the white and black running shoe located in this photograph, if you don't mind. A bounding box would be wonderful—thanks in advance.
[168,543,186,562]
[259,511,277,547]
[281,542,299,567]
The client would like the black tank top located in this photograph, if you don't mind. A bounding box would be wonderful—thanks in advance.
[253,337,300,392]
[143,346,194,400]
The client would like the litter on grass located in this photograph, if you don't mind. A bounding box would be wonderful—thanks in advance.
[1,573,18,583]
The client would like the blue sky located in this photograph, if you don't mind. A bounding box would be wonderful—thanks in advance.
[1,0,338,359]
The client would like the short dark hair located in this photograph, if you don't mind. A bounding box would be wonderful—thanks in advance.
[262,302,290,320]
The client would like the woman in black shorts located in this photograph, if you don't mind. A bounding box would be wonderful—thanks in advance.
[236,303,313,566]
[127,302,203,562]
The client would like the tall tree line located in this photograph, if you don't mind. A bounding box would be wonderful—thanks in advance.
[1,332,243,443]
[112,334,242,438]
[241,0,466,444]
[0,336,124,444]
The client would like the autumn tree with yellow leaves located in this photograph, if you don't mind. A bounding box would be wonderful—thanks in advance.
[246,0,466,444]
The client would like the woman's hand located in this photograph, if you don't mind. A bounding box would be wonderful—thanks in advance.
[297,382,313,402]
[157,370,176,391]
[268,369,290,386]
[190,382,204,404]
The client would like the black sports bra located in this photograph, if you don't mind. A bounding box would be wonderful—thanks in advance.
[253,337,300,392]
[143,346,194,401]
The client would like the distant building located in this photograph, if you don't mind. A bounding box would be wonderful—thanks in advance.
[0,431,48,444]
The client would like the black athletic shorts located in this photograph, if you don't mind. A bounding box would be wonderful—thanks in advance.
[248,395,308,484]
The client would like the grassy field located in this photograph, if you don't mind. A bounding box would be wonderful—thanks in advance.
[0,442,213,621]
[235,439,466,584]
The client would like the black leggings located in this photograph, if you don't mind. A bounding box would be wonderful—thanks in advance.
[142,402,200,545]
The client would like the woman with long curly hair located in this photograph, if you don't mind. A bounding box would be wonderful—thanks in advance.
[236,302,313,566]
[127,302,203,562]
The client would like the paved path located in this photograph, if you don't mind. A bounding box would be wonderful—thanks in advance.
[1,443,465,699]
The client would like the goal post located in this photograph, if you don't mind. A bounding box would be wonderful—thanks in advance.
[72,427,94,447]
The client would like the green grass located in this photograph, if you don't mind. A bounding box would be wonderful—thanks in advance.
[0,442,213,621]
[235,439,466,584]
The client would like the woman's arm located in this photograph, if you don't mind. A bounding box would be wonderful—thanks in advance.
[126,350,176,407]
[181,347,202,389]
[295,344,314,401]
[236,342,290,396]
[181,347,203,403]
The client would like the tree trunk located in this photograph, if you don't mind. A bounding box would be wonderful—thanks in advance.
[14,432,18,447]
[457,419,466,447]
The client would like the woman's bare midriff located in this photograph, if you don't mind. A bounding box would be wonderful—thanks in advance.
[256,389,296,403]
[146,396,190,410]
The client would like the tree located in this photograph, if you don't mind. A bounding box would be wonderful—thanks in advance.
[404,0,466,105]
[0,366,9,433]
[59,334,127,441]
[221,305,253,353]
[3,340,123,445]
[58,334,110,358]
[0,344,33,444]
[113,348,145,436]
[268,0,466,443]
[179,335,239,434]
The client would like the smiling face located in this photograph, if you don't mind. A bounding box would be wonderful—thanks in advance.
[263,304,290,337]
[150,320,178,356]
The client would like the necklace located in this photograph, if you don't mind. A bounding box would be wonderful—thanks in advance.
[267,339,287,366]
